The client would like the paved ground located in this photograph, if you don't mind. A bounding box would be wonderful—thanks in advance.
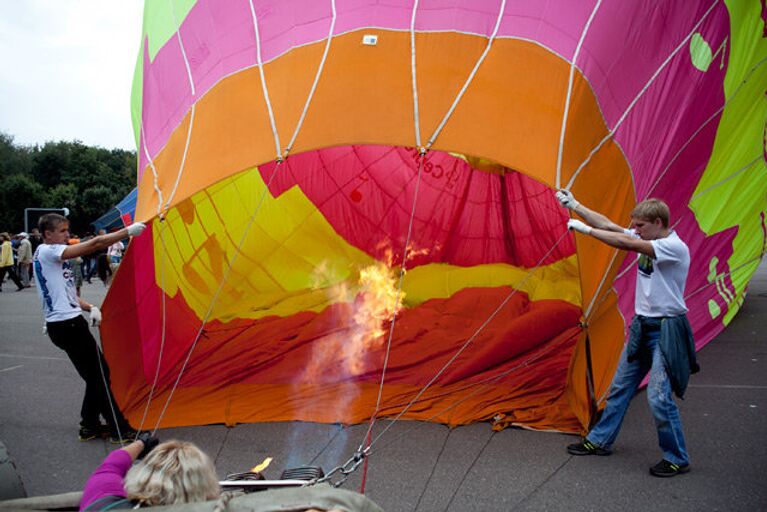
[1,262,766,511]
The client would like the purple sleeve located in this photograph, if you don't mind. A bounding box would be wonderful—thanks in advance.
[79,450,133,511]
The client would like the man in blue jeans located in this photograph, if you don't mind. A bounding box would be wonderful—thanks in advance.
[556,191,699,478]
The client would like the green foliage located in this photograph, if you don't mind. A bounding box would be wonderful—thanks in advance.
[0,132,137,235]
[0,174,44,231]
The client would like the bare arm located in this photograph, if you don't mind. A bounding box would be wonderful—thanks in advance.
[571,204,625,233]
[556,190,625,233]
[588,228,656,258]
[62,228,130,260]
[78,296,95,312]
[121,440,145,461]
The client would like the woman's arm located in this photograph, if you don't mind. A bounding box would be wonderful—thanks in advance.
[80,443,142,511]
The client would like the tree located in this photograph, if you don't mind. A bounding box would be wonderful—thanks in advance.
[0,174,44,231]
[0,132,137,233]
[78,186,118,233]
[0,133,32,178]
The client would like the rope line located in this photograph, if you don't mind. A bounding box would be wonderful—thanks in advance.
[359,0,510,458]
[409,0,422,148]
[583,248,620,319]
[645,55,767,198]
[284,0,337,157]
[145,0,339,432]
[690,155,762,202]
[377,324,572,453]
[164,104,196,209]
[361,152,426,448]
[442,430,495,511]
[140,119,164,216]
[94,333,125,443]
[170,0,196,96]
[413,429,451,512]
[136,219,169,434]
[151,162,284,432]
[367,230,570,450]
[565,0,719,190]
[424,0,507,150]
[248,0,282,159]
[555,0,603,189]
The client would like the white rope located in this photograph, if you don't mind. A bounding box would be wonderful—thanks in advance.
[152,162,284,432]
[284,0,337,156]
[146,0,341,430]
[377,332,570,451]
[424,0,507,150]
[136,219,169,435]
[164,104,196,209]
[645,55,767,198]
[361,152,426,446]
[170,0,196,97]
[248,0,282,159]
[583,247,620,319]
[565,0,719,190]
[690,155,762,202]
[367,229,571,449]
[409,0,422,148]
[683,254,762,302]
[140,119,164,216]
[555,0,603,189]
[94,330,127,442]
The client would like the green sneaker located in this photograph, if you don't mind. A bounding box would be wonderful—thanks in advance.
[78,425,107,441]
[109,426,138,444]
[567,439,612,456]
[649,459,690,477]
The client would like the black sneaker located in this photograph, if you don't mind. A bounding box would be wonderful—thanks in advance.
[567,439,612,456]
[649,459,690,477]
[79,425,108,441]
[109,426,139,444]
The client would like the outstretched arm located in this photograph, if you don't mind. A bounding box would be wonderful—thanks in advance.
[62,223,146,260]
[567,220,656,258]
[556,190,625,233]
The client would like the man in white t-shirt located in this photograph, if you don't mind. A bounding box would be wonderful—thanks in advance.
[34,213,146,443]
[555,192,698,478]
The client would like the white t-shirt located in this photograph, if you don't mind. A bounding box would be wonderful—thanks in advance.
[33,244,82,322]
[107,241,124,258]
[625,229,689,317]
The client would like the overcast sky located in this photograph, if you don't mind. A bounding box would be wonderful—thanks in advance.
[0,1,144,151]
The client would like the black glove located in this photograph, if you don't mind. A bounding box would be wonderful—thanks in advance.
[137,432,160,460]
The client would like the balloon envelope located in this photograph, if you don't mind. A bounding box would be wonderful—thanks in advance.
[104,0,767,433]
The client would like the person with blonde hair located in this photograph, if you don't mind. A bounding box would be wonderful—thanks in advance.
[556,192,698,478]
[0,232,24,291]
[80,435,220,510]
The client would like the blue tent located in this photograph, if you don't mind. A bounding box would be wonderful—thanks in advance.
[91,188,137,233]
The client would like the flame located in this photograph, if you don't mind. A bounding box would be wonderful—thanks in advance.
[376,241,433,268]
[303,258,405,382]
[250,457,272,474]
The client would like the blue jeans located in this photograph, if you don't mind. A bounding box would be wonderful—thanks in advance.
[586,318,689,465]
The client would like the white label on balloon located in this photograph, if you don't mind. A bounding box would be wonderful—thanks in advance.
[362,34,378,46]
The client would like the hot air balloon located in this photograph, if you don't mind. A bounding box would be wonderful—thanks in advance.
[102,0,767,441]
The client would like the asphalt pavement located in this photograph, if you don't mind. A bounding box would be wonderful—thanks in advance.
[1,262,765,511]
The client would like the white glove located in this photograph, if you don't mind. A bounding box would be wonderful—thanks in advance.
[127,222,147,237]
[568,219,592,235]
[88,306,102,327]
[555,189,580,210]
[42,323,47,336]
